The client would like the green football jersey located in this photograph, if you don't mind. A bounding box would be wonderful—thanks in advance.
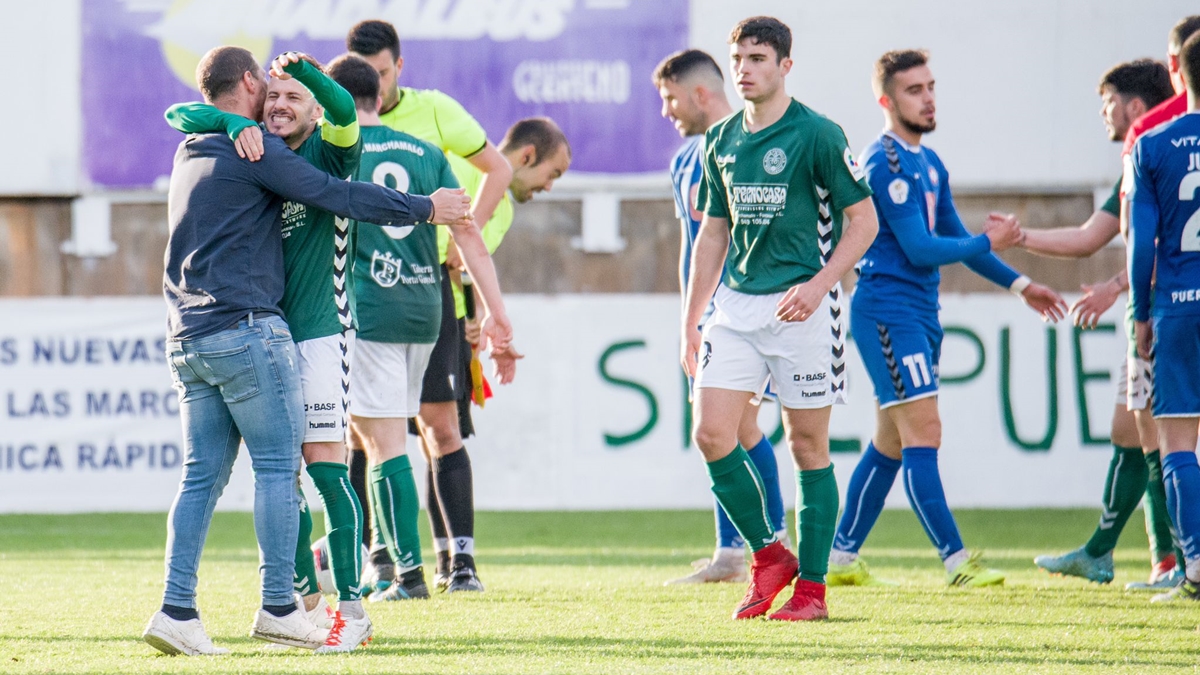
[352,125,459,344]
[701,99,872,295]
[280,132,362,342]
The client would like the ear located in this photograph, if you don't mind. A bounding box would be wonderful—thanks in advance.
[1169,54,1180,73]
[242,70,257,93]
[519,144,538,168]
[395,55,405,79]
[375,93,383,113]
[877,93,891,111]
[779,57,793,77]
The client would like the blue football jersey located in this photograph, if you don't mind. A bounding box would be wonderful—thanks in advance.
[1126,112,1200,321]
[855,132,1018,310]
[670,136,705,285]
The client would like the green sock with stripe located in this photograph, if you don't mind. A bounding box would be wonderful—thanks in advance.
[307,462,364,602]
[797,465,839,584]
[706,447,775,553]
[293,487,320,596]
[1144,450,1185,564]
[369,455,424,572]
[1084,445,1147,558]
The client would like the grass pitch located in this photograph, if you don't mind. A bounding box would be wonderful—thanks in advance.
[0,509,1198,674]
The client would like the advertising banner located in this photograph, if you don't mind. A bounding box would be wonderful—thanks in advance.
[81,0,688,188]
[0,294,1124,512]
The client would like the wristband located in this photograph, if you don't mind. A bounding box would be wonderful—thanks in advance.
[428,200,436,223]
[1009,275,1031,296]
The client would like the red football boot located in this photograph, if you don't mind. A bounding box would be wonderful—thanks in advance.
[732,541,798,619]
[769,578,829,621]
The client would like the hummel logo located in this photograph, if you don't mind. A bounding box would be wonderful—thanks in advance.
[716,154,737,165]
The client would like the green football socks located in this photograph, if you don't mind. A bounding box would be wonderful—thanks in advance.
[1084,445,1148,558]
[293,487,320,597]
[307,462,364,602]
[369,455,424,572]
[797,465,839,584]
[706,447,775,553]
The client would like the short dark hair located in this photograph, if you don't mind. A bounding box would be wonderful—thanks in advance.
[653,49,723,86]
[1098,59,1173,109]
[873,49,929,97]
[499,117,570,165]
[326,54,380,111]
[1181,32,1200,95]
[728,16,791,62]
[347,20,401,61]
[196,46,259,102]
[1169,15,1200,53]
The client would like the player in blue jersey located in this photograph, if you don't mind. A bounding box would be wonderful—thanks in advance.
[827,50,1067,587]
[1126,32,1200,603]
[653,48,788,585]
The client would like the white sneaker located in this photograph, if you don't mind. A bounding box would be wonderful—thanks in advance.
[142,611,229,656]
[315,611,374,654]
[250,608,328,649]
[664,549,747,585]
[301,593,334,630]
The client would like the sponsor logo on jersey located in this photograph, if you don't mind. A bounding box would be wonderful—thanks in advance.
[843,147,866,181]
[1171,136,1200,148]
[888,178,909,204]
[928,167,939,186]
[732,185,788,206]
[763,148,787,175]
[716,154,737,166]
[371,251,402,288]
[794,373,826,382]
[308,421,337,430]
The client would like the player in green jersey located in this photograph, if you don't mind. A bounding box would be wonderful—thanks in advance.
[325,54,513,603]
[681,16,879,622]
[1022,59,1184,589]
[165,51,473,653]
[345,20,515,589]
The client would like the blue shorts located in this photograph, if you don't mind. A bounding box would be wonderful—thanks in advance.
[1151,314,1200,417]
[851,300,942,409]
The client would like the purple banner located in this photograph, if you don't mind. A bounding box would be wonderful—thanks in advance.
[82,0,689,188]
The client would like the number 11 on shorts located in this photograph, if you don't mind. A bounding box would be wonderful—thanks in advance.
[901,353,932,387]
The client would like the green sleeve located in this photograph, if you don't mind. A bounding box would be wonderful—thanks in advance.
[164,102,256,141]
[283,59,356,127]
[700,132,729,219]
[438,154,463,192]
[1100,176,1122,217]
[431,91,488,158]
[814,121,873,210]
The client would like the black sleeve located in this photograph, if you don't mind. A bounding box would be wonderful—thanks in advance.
[249,134,432,225]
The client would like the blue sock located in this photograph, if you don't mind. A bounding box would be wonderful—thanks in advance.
[715,499,745,549]
[1161,451,1200,566]
[901,447,964,561]
[832,442,901,554]
[745,435,786,533]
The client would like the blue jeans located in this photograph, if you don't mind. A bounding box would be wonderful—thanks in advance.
[162,314,305,608]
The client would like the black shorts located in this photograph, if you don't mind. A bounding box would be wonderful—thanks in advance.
[408,267,475,439]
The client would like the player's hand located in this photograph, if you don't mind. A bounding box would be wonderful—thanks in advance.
[479,311,512,354]
[429,188,472,225]
[983,212,1022,252]
[1135,320,1153,360]
[233,125,264,162]
[490,344,524,385]
[681,324,702,377]
[1021,282,1068,322]
[1070,280,1120,329]
[269,51,304,79]
[775,280,826,323]
[463,315,482,347]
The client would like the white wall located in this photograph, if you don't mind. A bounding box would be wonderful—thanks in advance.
[690,0,1195,189]
[0,1,81,196]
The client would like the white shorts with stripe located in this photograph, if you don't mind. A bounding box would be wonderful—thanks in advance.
[297,330,355,443]
[1119,354,1153,411]
[349,340,435,418]
[696,283,847,410]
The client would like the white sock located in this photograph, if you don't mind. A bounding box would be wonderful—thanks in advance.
[1186,557,1200,584]
[433,537,449,555]
[715,546,744,563]
[829,549,858,566]
[453,536,475,557]
[944,549,970,573]
[775,529,791,546]
[337,600,364,620]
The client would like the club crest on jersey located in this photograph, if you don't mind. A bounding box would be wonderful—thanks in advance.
[843,148,866,181]
[929,167,939,186]
[763,148,787,175]
[371,251,402,288]
[888,178,909,204]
